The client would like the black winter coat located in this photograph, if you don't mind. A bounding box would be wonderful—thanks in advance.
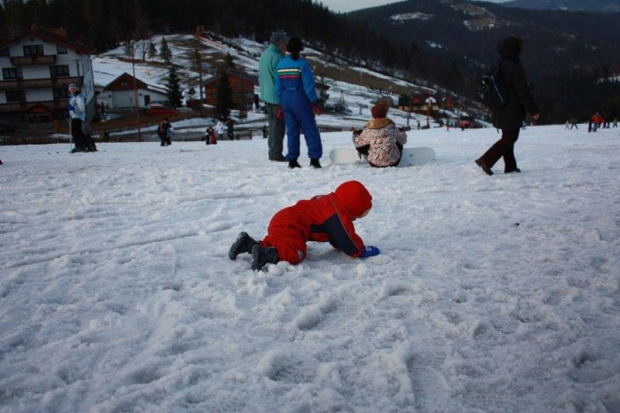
[494,37,540,131]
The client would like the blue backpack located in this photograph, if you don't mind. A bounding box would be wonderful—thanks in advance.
[479,62,509,109]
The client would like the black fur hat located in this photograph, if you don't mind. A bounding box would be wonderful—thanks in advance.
[286,37,304,54]
[497,35,524,58]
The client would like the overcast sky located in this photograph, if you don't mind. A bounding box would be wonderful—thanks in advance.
[319,0,511,13]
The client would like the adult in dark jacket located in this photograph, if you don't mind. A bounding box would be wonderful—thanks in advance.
[475,35,540,176]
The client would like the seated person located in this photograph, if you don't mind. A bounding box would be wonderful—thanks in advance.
[353,103,407,167]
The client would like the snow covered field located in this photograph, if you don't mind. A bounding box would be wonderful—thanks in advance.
[1,124,619,412]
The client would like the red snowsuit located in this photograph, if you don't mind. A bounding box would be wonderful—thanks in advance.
[259,181,372,264]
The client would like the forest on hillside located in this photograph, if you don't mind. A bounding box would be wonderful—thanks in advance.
[1,0,619,123]
[0,0,429,78]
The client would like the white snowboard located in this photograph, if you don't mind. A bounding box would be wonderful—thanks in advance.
[329,147,435,166]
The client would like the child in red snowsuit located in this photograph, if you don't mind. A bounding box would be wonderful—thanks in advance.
[229,180,380,270]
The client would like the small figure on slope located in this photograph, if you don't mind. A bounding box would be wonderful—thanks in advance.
[68,83,92,153]
[229,180,380,270]
[205,126,217,145]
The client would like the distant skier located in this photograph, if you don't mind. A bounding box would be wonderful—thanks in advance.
[81,121,97,152]
[226,118,235,140]
[205,126,216,145]
[229,180,380,270]
[590,113,601,132]
[215,120,226,141]
[68,83,91,153]
[569,118,578,130]
[165,122,173,145]
[158,119,172,146]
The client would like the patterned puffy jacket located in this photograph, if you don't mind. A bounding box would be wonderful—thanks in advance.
[353,118,407,167]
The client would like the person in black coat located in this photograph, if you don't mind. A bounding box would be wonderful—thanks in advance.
[476,35,540,176]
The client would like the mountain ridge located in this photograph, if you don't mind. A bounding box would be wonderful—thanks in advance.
[348,0,620,121]
[498,0,620,12]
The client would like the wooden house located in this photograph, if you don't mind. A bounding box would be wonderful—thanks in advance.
[0,25,95,128]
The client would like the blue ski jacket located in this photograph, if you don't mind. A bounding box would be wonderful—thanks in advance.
[274,55,318,105]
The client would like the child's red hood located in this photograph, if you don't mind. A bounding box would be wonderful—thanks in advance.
[334,180,372,218]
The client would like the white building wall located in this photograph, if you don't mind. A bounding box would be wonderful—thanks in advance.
[100,88,168,109]
[0,34,95,120]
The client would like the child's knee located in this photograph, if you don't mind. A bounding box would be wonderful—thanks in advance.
[277,247,306,265]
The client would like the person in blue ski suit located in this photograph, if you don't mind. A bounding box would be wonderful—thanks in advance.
[275,37,323,169]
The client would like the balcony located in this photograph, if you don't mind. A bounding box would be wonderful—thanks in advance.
[0,99,69,113]
[0,76,83,91]
[10,55,57,66]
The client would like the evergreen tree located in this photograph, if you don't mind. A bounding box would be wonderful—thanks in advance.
[26,0,49,28]
[136,40,149,61]
[224,52,236,69]
[123,40,134,58]
[163,66,183,107]
[191,47,206,105]
[133,0,149,40]
[0,3,8,40]
[215,72,234,119]
[147,41,157,60]
[160,37,172,64]
[3,0,26,36]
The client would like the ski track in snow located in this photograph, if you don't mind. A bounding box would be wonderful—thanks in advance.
[1,125,620,412]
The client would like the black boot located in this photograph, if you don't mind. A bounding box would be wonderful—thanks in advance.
[475,159,494,176]
[288,159,302,169]
[310,158,322,168]
[229,232,258,260]
[251,245,279,270]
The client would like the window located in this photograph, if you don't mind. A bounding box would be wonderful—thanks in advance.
[2,67,23,80]
[28,113,52,123]
[6,90,26,102]
[57,45,67,54]
[23,45,44,56]
[53,87,70,101]
[50,65,70,78]
[0,47,9,57]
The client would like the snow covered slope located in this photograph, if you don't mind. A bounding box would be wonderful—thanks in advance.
[1,124,619,411]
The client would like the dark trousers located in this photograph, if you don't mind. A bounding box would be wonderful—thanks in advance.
[266,103,286,160]
[71,118,87,149]
[479,129,520,172]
